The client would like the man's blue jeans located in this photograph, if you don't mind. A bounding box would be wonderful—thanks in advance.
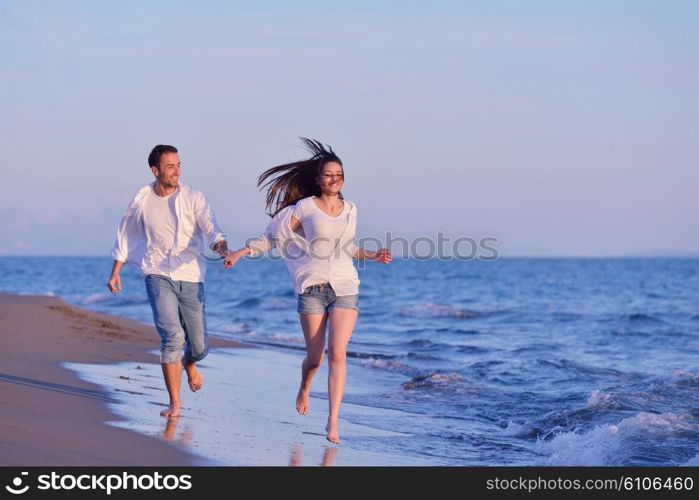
[145,274,209,364]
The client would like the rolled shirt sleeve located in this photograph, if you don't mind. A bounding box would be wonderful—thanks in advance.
[346,202,358,258]
[193,192,226,249]
[347,238,359,259]
[111,198,142,263]
[246,234,274,256]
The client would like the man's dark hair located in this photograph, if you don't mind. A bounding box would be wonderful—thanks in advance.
[148,145,178,168]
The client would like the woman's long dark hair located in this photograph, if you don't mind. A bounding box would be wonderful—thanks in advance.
[258,137,344,217]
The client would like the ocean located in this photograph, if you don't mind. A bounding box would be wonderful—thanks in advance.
[1,256,698,465]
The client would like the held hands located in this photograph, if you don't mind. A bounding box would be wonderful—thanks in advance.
[373,248,392,264]
[224,249,246,269]
[107,274,121,293]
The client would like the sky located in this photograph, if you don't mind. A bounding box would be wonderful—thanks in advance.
[1,0,698,257]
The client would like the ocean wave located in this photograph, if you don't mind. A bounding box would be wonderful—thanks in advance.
[81,293,148,306]
[260,297,296,310]
[511,344,561,354]
[242,331,305,344]
[500,421,541,438]
[357,357,415,373]
[436,327,482,335]
[656,370,699,388]
[582,389,651,411]
[622,313,664,323]
[218,322,252,334]
[406,339,439,348]
[536,359,625,378]
[586,390,613,409]
[232,297,295,310]
[405,338,489,355]
[402,372,481,394]
[399,303,477,319]
[82,293,111,304]
[536,411,699,465]
[407,352,447,361]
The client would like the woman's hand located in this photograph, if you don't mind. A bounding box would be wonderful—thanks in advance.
[354,247,392,263]
[224,248,248,269]
[373,248,392,264]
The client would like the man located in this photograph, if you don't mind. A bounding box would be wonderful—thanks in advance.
[107,145,228,418]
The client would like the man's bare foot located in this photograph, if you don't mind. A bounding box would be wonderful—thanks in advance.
[296,387,310,415]
[183,361,203,392]
[325,421,340,444]
[160,404,180,418]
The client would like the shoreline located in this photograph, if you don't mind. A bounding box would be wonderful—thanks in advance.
[0,292,242,466]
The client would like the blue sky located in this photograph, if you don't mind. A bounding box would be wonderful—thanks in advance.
[2,0,698,256]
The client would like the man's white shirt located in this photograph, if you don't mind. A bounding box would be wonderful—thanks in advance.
[112,182,225,282]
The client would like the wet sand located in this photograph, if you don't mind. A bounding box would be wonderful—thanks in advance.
[0,292,240,466]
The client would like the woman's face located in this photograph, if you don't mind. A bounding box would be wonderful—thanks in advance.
[317,161,344,195]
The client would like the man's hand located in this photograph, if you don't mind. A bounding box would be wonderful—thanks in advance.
[107,274,122,293]
[212,240,229,259]
[107,260,125,293]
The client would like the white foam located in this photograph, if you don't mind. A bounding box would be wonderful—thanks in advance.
[663,370,699,386]
[680,453,699,466]
[421,372,464,383]
[83,293,110,304]
[537,411,698,466]
[218,322,252,333]
[19,290,55,296]
[586,389,612,409]
[358,357,413,373]
[501,421,536,438]
[244,331,304,344]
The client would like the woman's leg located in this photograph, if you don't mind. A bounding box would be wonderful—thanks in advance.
[297,313,328,414]
[326,307,358,443]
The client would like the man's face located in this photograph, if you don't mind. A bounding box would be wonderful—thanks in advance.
[151,152,181,188]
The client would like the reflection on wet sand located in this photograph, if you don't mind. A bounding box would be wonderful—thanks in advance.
[161,417,193,446]
[289,443,338,467]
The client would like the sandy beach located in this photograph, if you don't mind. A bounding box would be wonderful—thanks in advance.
[0,292,429,466]
[0,292,240,466]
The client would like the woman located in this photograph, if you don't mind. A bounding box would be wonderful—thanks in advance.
[224,138,391,444]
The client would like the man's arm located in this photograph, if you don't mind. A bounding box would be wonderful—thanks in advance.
[107,260,124,293]
[193,192,227,258]
[108,198,142,292]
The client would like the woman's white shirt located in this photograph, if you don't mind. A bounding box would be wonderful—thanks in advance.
[248,196,359,296]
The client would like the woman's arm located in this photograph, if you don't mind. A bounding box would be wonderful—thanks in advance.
[224,233,273,268]
[223,246,251,268]
[354,247,392,264]
[226,210,303,269]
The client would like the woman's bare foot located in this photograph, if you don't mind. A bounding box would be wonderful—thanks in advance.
[183,360,203,392]
[160,403,180,418]
[325,420,340,444]
[296,387,310,415]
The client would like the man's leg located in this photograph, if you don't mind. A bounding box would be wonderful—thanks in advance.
[177,281,208,392]
[160,362,183,417]
[145,275,186,417]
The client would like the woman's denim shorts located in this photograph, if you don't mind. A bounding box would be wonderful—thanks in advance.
[297,283,359,314]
